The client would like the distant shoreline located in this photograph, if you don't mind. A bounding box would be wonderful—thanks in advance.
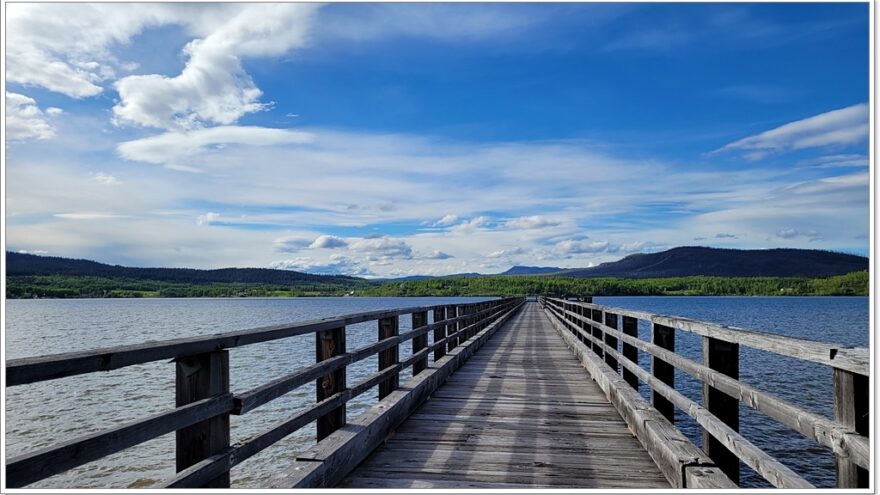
[6,271,868,299]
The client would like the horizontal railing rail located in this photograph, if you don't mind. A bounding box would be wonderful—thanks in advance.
[541,297,869,489]
[5,297,524,488]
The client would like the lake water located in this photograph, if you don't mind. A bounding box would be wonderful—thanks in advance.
[5,296,869,488]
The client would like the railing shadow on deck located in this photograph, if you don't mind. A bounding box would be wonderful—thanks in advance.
[5,297,523,488]
[541,296,870,489]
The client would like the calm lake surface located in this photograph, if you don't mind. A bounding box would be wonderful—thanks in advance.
[5,296,869,488]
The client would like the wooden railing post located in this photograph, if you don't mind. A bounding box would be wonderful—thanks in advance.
[604,312,619,372]
[577,304,586,343]
[316,326,346,440]
[834,368,869,487]
[447,305,458,352]
[175,350,230,488]
[621,315,639,390]
[592,309,604,359]
[433,306,446,362]
[703,337,740,483]
[378,316,399,399]
[412,311,428,375]
[652,323,675,423]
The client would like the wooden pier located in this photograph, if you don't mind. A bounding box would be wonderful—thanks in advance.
[4,297,870,489]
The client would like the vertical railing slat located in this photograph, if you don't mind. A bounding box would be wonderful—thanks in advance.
[703,337,740,483]
[651,323,675,423]
[433,306,446,362]
[175,350,230,488]
[316,326,346,440]
[834,368,869,487]
[378,316,399,399]
[621,315,639,390]
[412,311,428,375]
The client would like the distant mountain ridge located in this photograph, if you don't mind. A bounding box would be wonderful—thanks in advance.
[501,266,563,275]
[5,252,366,286]
[553,247,867,278]
[6,247,866,285]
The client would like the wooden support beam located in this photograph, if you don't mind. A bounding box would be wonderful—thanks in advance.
[175,350,230,488]
[377,317,399,399]
[316,326,346,440]
[604,312,619,372]
[622,315,639,390]
[834,368,869,487]
[432,307,446,362]
[411,311,428,375]
[703,337,740,484]
[652,323,675,423]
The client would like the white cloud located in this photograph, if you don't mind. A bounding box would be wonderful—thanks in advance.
[349,236,413,259]
[54,212,131,220]
[423,250,453,260]
[196,212,220,225]
[554,239,610,255]
[487,247,526,258]
[715,103,868,159]
[433,214,459,227]
[270,255,372,276]
[272,236,311,253]
[91,172,121,185]
[45,107,64,117]
[117,126,314,170]
[504,215,560,230]
[6,92,57,141]
[798,154,868,169]
[309,235,348,249]
[113,5,318,129]
[449,216,491,233]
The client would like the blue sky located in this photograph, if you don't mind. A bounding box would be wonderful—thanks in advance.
[4,3,870,277]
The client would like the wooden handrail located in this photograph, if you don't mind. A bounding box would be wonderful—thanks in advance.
[541,297,869,489]
[6,298,524,488]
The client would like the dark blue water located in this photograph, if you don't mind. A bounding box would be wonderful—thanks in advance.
[596,296,869,488]
[5,296,868,488]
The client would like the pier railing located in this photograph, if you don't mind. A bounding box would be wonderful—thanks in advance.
[5,297,523,488]
[541,297,869,489]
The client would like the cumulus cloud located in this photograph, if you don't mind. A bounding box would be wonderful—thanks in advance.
[113,4,318,129]
[309,235,348,249]
[715,103,868,159]
[504,215,560,230]
[271,254,372,276]
[349,236,413,259]
[6,92,58,141]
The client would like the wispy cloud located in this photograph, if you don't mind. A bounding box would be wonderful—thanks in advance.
[6,92,59,142]
[714,103,868,159]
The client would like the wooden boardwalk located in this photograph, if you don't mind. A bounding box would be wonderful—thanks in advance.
[338,302,670,489]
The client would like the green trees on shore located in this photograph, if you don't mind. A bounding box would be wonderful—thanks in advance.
[5,271,868,299]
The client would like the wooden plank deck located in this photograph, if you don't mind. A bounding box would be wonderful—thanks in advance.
[338,302,670,489]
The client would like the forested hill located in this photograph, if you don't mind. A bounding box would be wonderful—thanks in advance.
[5,252,366,286]
[555,247,867,278]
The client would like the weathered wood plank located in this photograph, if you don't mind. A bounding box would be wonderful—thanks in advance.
[651,323,675,423]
